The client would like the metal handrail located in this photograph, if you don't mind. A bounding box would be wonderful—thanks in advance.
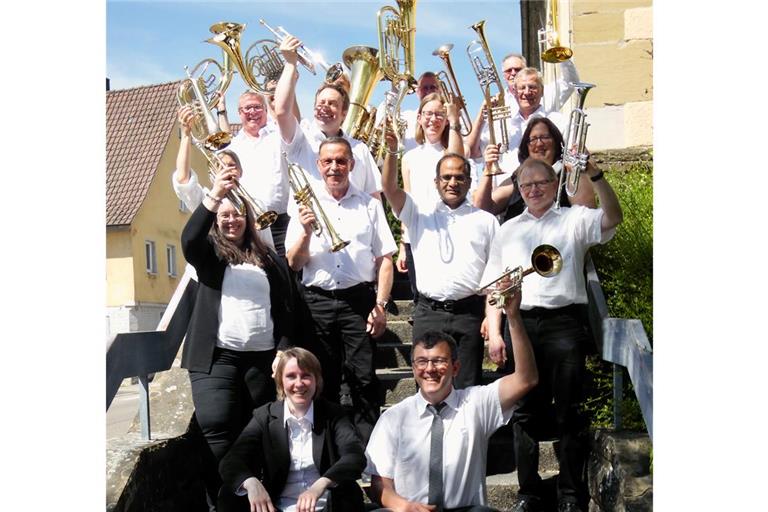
[585,257,653,441]
[106,267,198,440]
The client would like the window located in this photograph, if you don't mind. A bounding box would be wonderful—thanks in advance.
[166,244,177,277]
[145,240,157,274]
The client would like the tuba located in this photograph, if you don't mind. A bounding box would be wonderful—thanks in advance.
[282,153,350,253]
[538,0,573,112]
[477,245,563,309]
[433,43,472,136]
[467,20,511,176]
[259,19,343,83]
[340,46,385,141]
[556,82,595,207]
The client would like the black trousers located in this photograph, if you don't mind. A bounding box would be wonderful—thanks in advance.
[303,284,380,444]
[270,212,290,258]
[411,294,485,388]
[511,305,590,505]
[403,242,418,301]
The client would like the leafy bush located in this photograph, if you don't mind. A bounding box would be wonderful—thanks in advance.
[582,160,653,431]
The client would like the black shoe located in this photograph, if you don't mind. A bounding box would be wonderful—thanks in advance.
[557,501,583,512]
[512,496,541,512]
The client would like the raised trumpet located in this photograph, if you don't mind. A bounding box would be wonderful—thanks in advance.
[259,18,343,83]
[433,43,472,136]
[556,82,595,208]
[177,63,232,151]
[477,245,562,308]
[282,153,350,253]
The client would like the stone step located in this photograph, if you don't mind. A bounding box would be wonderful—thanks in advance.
[384,299,415,322]
[486,471,559,511]
[378,368,508,406]
[376,321,412,346]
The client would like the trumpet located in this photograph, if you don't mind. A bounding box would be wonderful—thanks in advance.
[282,153,350,253]
[201,149,278,230]
[555,82,595,208]
[467,20,511,175]
[477,245,562,309]
[433,43,472,136]
[259,18,343,83]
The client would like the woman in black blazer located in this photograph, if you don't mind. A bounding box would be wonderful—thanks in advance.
[181,157,298,469]
[218,347,366,512]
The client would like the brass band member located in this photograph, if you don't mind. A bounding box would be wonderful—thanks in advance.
[480,157,622,512]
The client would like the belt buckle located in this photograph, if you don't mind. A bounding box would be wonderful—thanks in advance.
[443,300,456,312]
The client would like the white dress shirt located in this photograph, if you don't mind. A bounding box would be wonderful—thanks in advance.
[365,380,513,509]
[228,127,290,214]
[396,195,498,301]
[217,263,274,352]
[481,204,615,310]
[285,183,397,290]
[282,118,382,196]
[278,402,328,512]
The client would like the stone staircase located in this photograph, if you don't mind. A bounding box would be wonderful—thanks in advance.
[374,298,563,512]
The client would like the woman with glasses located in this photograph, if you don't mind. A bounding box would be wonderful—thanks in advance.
[474,116,596,222]
[181,167,299,505]
[396,92,464,298]
[218,347,366,512]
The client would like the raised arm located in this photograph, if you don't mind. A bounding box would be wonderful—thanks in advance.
[215,93,231,133]
[497,290,538,412]
[445,96,464,157]
[175,106,195,185]
[380,131,407,216]
[274,35,302,144]
[586,158,623,231]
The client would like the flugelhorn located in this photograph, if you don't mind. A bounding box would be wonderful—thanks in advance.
[206,21,284,95]
[340,46,385,141]
[433,43,472,136]
[177,64,232,151]
[201,149,278,230]
[467,20,511,175]
[282,153,350,253]
[477,244,562,309]
[259,19,343,83]
[556,82,595,208]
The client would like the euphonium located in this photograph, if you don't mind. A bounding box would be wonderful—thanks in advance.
[177,64,232,151]
[556,82,596,208]
[282,153,350,253]
[477,245,563,309]
[258,19,343,83]
[206,21,290,95]
[467,20,511,175]
[377,0,418,87]
[340,46,385,141]
[433,43,472,136]
[201,149,278,230]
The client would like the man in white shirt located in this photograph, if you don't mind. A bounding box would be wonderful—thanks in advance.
[365,292,538,511]
[381,139,498,388]
[284,137,396,444]
[481,157,622,512]
[274,34,383,198]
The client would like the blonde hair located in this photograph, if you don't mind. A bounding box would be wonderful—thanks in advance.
[414,92,450,148]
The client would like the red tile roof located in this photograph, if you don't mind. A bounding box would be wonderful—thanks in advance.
[106,81,182,226]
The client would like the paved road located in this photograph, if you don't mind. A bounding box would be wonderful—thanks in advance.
[107,380,139,439]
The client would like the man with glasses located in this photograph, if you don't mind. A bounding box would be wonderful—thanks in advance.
[499,53,579,115]
[284,137,396,444]
[381,136,498,388]
[481,157,622,512]
[365,293,538,511]
[274,34,383,198]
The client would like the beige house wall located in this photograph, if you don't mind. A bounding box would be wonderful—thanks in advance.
[561,0,653,149]
[106,227,135,307]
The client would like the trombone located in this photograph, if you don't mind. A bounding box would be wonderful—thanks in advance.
[477,245,562,309]
[259,18,343,83]
[467,20,511,176]
[282,153,350,253]
[556,82,595,208]
[433,43,472,136]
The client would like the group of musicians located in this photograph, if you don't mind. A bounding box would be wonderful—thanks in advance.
[171,23,623,512]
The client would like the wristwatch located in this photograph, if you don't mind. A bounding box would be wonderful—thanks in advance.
[376,299,388,308]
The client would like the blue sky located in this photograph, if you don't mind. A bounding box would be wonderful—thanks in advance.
[107,0,522,117]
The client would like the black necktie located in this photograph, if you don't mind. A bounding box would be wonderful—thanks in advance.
[427,402,447,510]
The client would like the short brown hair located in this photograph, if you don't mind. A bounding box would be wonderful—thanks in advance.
[315,82,350,113]
[274,347,324,400]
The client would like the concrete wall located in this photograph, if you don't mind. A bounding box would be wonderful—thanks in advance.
[565,0,653,150]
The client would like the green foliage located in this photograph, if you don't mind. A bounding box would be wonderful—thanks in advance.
[581,161,653,432]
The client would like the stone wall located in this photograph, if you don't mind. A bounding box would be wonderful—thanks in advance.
[588,430,653,512]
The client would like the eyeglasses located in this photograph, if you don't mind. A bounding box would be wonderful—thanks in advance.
[421,110,446,120]
[319,157,350,167]
[413,357,451,370]
[516,84,540,93]
[419,84,439,92]
[438,174,468,184]
[528,135,553,145]
[503,66,523,76]
[240,104,265,112]
[518,179,554,192]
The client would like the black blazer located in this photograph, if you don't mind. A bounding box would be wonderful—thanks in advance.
[219,399,366,511]
[180,203,298,373]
